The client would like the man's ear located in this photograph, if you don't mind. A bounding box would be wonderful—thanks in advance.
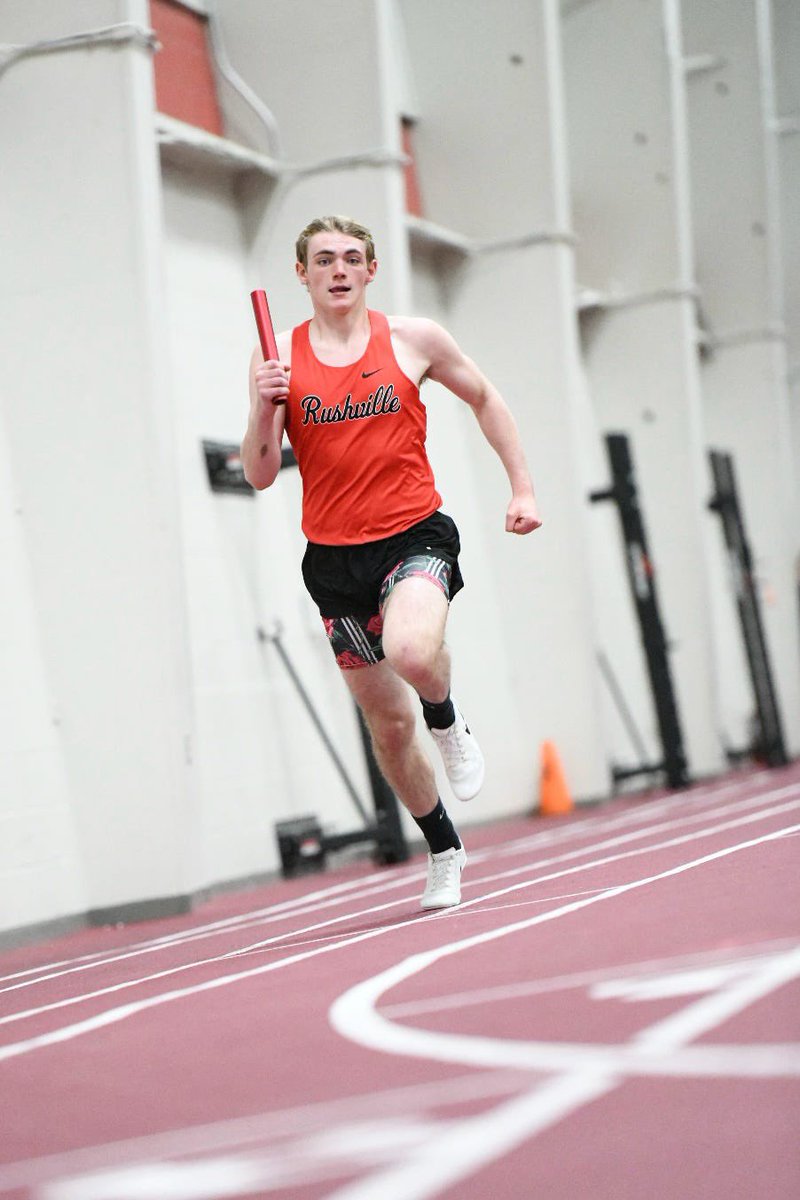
[296,261,308,288]
[366,257,378,284]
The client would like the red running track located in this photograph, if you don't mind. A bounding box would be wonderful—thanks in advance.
[0,764,798,1199]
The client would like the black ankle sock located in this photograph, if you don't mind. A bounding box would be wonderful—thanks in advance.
[420,692,455,730]
[413,798,461,855]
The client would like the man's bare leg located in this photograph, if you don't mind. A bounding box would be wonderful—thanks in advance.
[342,655,465,909]
[380,576,451,703]
[342,660,436,819]
[380,575,485,801]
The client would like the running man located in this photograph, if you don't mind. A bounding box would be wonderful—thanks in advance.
[242,215,541,909]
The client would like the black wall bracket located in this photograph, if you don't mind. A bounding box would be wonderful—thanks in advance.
[590,433,689,790]
[707,450,787,768]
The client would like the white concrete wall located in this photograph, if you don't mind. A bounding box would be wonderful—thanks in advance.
[562,0,726,779]
[772,0,800,500]
[0,0,197,932]
[683,0,800,756]
[0,418,87,930]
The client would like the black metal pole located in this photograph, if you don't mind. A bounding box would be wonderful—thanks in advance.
[590,433,689,789]
[596,649,651,763]
[707,450,787,767]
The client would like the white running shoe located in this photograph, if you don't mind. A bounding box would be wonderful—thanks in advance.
[429,702,485,800]
[420,845,467,909]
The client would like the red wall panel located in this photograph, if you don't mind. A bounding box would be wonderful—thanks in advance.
[150,0,223,136]
[402,119,424,217]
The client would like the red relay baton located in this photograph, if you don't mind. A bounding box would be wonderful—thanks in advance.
[250,289,279,360]
[250,289,286,405]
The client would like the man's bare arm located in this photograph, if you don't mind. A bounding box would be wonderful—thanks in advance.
[412,320,542,535]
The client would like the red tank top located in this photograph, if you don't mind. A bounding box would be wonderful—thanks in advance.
[285,310,442,544]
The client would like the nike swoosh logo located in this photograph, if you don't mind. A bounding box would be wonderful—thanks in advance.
[361,368,383,378]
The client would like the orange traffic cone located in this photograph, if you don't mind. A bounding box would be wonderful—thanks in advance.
[539,740,574,816]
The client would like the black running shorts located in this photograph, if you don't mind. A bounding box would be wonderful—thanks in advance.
[301,511,464,669]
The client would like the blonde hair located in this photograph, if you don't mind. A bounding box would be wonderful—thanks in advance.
[295,215,376,267]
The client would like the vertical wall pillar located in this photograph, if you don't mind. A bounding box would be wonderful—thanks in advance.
[562,0,726,779]
[399,0,611,803]
[0,0,197,924]
[0,418,87,935]
[771,0,800,505]
[683,0,800,755]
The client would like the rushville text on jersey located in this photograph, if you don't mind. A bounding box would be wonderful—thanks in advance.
[300,383,402,426]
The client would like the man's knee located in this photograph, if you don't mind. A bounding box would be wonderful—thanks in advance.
[382,627,441,684]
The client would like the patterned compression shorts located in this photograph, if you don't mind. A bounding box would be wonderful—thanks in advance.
[323,554,454,669]
[301,511,463,670]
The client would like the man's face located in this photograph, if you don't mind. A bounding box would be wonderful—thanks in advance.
[297,232,377,310]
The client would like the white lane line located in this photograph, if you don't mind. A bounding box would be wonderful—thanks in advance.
[0,874,418,996]
[0,892,603,1030]
[450,786,799,898]
[0,769,778,990]
[321,1071,616,1200]
[222,791,800,955]
[632,946,800,1052]
[0,921,409,1064]
[212,889,609,957]
[438,796,800,922]
[0,1071,530,1191]
[0,878,415,1002]
[328,822,800,1077]
[380,939,800,1019]
[3,799,797,1032]
[0,896,414,1030]
[488,769,772,863]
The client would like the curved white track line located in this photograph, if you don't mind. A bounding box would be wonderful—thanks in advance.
[329,823,800,1079]
[326,826,800,1198]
